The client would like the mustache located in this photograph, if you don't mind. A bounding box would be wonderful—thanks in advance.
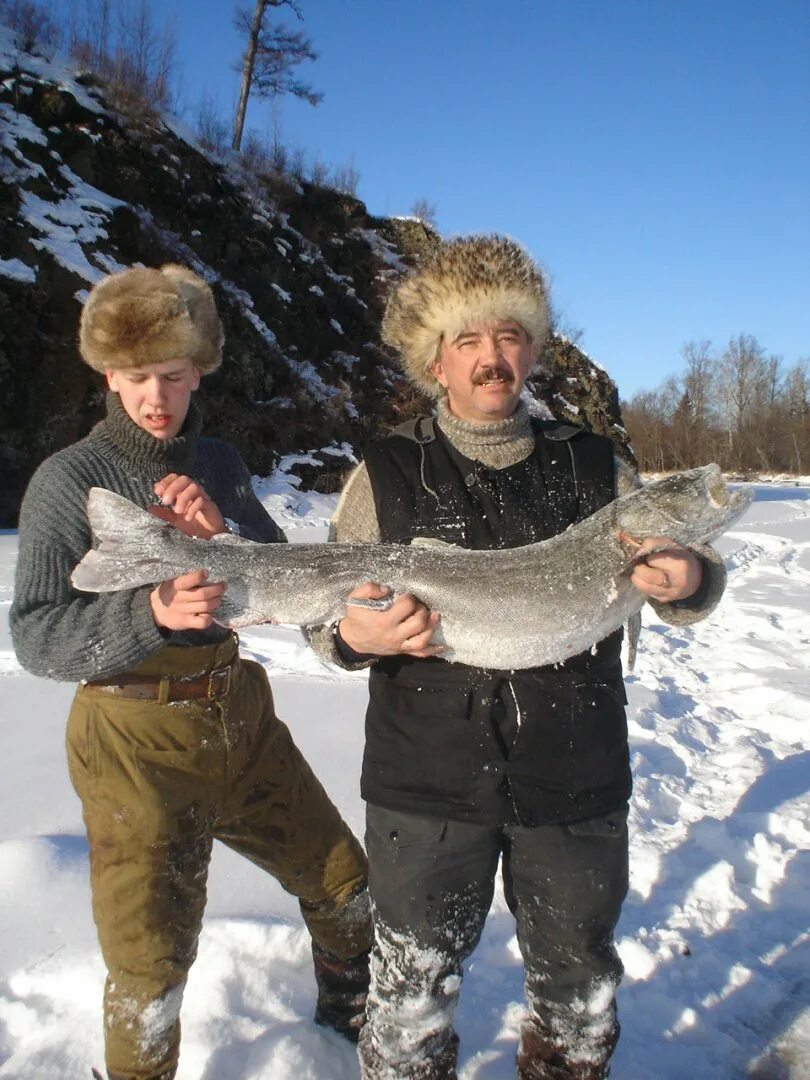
[473,366,514,386]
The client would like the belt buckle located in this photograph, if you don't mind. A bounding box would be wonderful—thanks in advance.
[208,665,232,700]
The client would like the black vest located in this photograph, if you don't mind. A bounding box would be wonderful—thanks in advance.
[360,417,632,826]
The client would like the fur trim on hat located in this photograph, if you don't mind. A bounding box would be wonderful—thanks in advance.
[79,264,223,374]
[382,235,549,397]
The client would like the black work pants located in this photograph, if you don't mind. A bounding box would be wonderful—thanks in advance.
[359,803,629,1079]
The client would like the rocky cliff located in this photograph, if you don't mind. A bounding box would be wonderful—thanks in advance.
[0,26,630,527]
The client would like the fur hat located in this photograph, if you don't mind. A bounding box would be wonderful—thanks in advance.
[382,234,549,397]
[79,264,223,374]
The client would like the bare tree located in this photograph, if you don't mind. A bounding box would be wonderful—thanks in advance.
[0,0,61,52]
[331,156,359,195]
[678,340,717,465]
[67,0,177,112]
[232,0,322,153]
[194,90,230,155]
[783,359,809,473]
[716,334,770,463]
[410,198,437,227]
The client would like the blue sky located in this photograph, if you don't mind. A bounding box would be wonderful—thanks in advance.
[163,0,808,398]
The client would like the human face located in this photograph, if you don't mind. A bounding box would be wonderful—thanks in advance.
[431,320,535,423]
[106,357,200,440]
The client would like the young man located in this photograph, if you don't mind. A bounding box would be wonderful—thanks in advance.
[312,236,727,1079]
[11,264,372,1080]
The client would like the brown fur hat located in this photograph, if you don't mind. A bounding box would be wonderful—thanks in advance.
[382,234,549,397]
[79,264,223,374]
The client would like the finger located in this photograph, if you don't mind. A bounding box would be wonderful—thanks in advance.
[172,485,204,517]
[172,569,209,590]
[154,473,179,499]
[347,581,391,601]
[179,596,224,615]
[154,474,187,505]
[388,593,426,620]
[178,582,227,602]
[616,529,642,549]
[396,607,434,641]
[147,505,181,526]
[183,495,206,521]
[402,625,443,653]
[632,562,668,586]
[404,644,446,658]
[631,564,670,592]
[159,475,197,508]
[634,536,684,557]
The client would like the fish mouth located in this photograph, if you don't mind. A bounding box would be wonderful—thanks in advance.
[702,463,754,524]
[703,464,728,508]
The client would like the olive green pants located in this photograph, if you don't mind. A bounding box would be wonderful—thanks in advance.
[66,636,370,1080]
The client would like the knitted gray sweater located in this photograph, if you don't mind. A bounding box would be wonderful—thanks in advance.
[11,393,284,682]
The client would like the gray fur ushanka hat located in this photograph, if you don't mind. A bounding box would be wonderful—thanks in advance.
[382,234,549,398]
[79,263,223,374]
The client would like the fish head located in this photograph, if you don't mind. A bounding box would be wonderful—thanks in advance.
[616,464,753,546]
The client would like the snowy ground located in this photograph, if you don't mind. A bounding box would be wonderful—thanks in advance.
[0,479,808,1079]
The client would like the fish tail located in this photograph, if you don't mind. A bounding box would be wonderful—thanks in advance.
[71,487,181,593]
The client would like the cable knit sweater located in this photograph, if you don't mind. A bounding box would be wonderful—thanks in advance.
[312,399,727,668]
[11,393,284,682]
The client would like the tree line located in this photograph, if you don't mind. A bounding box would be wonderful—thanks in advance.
[622,336,808,475]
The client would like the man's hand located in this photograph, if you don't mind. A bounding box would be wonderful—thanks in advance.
[152,474,227,539]
[338,581,443,658]
[628,536,703,603]
[150,570,226,631]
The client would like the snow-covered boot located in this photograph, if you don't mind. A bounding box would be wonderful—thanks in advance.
[358,1031,459,1079]
[312,941,371,1044]
[517,1014,618,1080]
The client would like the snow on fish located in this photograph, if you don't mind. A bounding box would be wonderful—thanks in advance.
[71,465,751,669]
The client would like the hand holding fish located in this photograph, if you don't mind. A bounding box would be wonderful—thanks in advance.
[148,569,227,631]
[339,582,444,658]
[627,536,703,602]
[151,474,227,540]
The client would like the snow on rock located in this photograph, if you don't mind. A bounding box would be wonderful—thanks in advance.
[0,255,36,282]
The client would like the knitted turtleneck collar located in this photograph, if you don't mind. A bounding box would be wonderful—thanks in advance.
[435,397,535,469]
[98,391,202,471]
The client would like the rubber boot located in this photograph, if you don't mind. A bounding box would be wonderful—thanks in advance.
[312,940,371,1044]
[517,1015,618,1080]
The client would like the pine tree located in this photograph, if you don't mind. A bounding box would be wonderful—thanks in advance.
[232,0,322,152]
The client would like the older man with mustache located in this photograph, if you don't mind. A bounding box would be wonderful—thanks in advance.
[311,235,726,1079]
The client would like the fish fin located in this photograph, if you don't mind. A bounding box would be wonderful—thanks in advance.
[209,530,256,547]
[626,611,642,670]
[214,579,269,627]
[87,487,169,545]
[72,489,177,593]
[411,536,456,550]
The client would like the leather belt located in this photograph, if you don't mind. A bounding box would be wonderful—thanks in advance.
[85,661,236,703]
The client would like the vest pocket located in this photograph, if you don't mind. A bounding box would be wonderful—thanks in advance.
[510,676,629,806]
[364,679,473,802]
[567,679,630,794]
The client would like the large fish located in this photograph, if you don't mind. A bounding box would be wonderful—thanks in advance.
[71,464,751,670]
